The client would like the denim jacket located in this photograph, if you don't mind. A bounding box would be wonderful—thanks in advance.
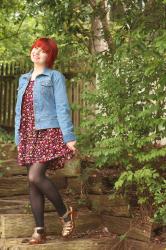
[14,67,77,146]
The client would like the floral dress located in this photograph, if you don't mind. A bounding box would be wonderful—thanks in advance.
[17,79,75,176]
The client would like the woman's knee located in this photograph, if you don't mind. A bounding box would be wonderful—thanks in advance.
[28,172,39,184]
[27,162,47,184]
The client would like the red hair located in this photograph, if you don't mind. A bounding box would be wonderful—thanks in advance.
[30,37,58,68]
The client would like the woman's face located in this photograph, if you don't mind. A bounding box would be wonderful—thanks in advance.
[30,46,48,66]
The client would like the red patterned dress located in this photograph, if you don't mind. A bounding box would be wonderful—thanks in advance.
[17,79,75,176]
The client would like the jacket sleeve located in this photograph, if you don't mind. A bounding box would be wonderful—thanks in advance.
[14,75,23,146]
[15,75,23,114]
[52,71,77,144]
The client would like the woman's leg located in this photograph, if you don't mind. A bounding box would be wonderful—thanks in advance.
[27,162,68,218]
[26,165,45,227]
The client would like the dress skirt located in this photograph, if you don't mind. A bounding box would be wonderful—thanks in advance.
[17,79,75,176]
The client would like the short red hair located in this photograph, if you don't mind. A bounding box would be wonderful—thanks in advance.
[30,37,58,68]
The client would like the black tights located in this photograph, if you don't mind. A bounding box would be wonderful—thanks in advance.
[26,162,68,227]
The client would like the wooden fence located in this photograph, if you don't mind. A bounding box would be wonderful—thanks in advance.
[0,61,84,131]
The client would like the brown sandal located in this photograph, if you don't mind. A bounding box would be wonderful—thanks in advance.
[59,206,77,238]
[29,227,47,244]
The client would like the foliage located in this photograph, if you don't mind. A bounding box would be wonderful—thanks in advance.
[0,0,90,66]
[79,3,166,223]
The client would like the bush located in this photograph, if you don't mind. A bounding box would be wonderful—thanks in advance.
[79,28,166,224]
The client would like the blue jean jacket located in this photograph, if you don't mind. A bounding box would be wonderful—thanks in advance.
[15,67,77,146]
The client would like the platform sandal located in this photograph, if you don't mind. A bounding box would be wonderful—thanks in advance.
[29,226,47,244]
[59,206,77,238]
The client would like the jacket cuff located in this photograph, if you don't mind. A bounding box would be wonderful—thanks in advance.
[63,133,77,144]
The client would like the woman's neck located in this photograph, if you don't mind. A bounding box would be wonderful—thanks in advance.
[31,64,46,80]
[33,63,46,74]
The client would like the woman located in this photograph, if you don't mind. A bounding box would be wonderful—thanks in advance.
[14,37,77,244]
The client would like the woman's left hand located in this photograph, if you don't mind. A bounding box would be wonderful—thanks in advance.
[66,140,77,153]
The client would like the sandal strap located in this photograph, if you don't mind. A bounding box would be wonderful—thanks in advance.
[60,206,71,220]
[60,206,76,237]
[34,227,45,234]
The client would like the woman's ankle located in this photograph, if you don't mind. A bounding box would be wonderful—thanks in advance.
[60,205,71,222]
[34,227,45,234]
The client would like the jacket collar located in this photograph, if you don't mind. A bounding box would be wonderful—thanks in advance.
[22,67,51,79]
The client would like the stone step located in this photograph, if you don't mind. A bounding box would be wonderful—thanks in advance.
[0,143,17,161]
[0,208,102,239]
[1,235,166,250]
[0,196,160,245]
[0,157,81,177]
[102,214,154,243]
[0,159,27,176]
[0,236,119,250]
[0,193,80,214]
[0,175,68,197]
[1,195,164,248]
[87,194,130,217]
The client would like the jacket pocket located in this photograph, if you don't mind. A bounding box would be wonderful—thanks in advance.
[41,80,53,99]
[41,80,53,86]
